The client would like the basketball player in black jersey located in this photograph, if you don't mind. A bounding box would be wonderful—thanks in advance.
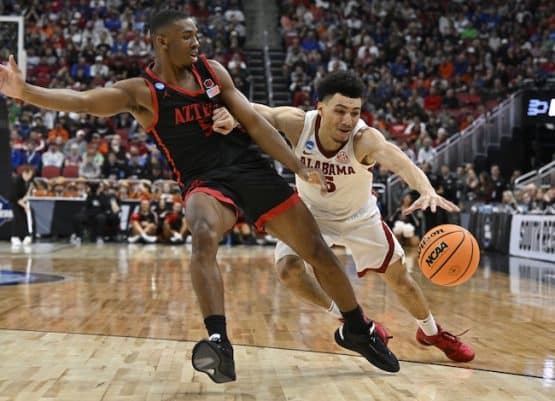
[0,10,399,381]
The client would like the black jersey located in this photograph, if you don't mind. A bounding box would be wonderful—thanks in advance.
[143,55,265,190]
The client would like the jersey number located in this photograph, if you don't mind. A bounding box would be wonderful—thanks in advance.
[325,175,336,193]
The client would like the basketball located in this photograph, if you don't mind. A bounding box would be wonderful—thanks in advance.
[416,224,480,287]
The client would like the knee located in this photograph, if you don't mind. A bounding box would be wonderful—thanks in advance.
[190,219,220,253]
[276,256,305,284]
[299,235,338,272]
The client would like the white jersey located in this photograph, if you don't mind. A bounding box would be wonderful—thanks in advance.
[295,110,377,221]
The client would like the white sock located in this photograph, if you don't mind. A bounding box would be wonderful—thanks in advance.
[327,301,342,319]
[417,312,438,336]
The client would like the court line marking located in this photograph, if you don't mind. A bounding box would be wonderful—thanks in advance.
[0,327,551,381]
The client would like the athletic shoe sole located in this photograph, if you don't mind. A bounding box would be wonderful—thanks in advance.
[192,340,236,383]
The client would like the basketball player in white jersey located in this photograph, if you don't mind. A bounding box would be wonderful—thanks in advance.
[251,71,475,362]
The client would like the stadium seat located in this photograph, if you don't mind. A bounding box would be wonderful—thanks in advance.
[41,166,62,179]
[62,165,79,178]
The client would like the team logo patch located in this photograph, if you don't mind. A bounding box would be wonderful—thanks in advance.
[154,82,165,90]
[0,196,13,227]
[303,140,315,155]
[203,79,215,89]
[336,150,350,164]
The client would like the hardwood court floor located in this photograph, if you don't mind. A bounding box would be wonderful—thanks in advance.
[0,242,553,400]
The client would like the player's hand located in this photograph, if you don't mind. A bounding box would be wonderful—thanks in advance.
[297,167,328,195]
[402,191,460,215]
[212,107,236,135]
[0,55,25,99]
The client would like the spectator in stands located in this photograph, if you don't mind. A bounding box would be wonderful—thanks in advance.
[229,220,257,246]
[126,35,150,57]
[64,143,83,167]
[128,198,158,244]
[160,200,189,244]
[47,120,70,144]
[41,141,65,169]
[79,147,102,179]
[399,140,416,163]
[490,165,507,203]
[126,144,146,178]
[501,190,519,212]
[509,169,522,189]
[71,181,120,244]
[416,136,436,166]
[63,129,88,157]
[23,139,42,172]
[388,193,421,247]
[102,151,127,179]
[476,171,493,203]
[90,55,110,79]
[437,165,460,224]
[9,165,34,248]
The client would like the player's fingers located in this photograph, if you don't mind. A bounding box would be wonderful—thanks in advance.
[430,197,437,213]
[212,108,225,119]
[441,198,461,212]
[8,54,17,69]
[402,200,421,215]
[212,124,230,135]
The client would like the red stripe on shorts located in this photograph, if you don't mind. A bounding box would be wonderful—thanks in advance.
[185,187,239,220]
[357,220,395,277]
[254,192,301,232]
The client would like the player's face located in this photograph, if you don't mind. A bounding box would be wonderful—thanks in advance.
[318,94,362,144]
[160,18,200,66]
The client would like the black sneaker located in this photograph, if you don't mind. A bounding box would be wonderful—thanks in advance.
[192,334,236,383]
[335,322,400,372]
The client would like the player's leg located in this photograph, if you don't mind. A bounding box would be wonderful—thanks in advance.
[186,191,238,383]
[275,242,391,344]
[265,202,357,312]
[379,259,475,362]
[381,258,431,320]
[276,254,333,310]
[350,214,475,363]
[185,192,236,318]
[264,200,399,372]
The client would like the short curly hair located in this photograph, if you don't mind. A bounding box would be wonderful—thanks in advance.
[316,71,365,101]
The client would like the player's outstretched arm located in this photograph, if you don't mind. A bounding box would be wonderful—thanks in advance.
[0,54,140,117]
[251,103,305,147]
[209,59,326,190]
[360,127,460,214]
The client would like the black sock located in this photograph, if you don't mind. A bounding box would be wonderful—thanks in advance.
[341,305,370,334]
[204,315,229,343]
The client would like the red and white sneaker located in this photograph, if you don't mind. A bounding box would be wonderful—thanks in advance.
[372,321,392,346]
[416,324,475,362]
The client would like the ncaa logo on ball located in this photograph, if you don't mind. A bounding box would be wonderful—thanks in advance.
[425,241,448,267]
[417,227,445,257]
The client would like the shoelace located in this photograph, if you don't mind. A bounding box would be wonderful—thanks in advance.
[439,328,470,343]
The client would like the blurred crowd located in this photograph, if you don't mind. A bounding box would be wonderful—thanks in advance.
[385,162,554,245]
[4,1,555,247]
[278,0,555,166]
[4,0,249,180]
